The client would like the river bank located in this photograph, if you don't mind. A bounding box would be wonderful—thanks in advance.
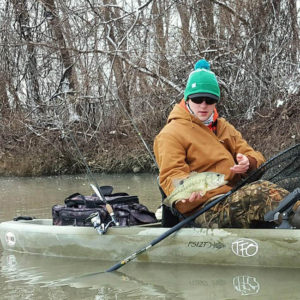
[0,127,156,176]
[1,100,299,177]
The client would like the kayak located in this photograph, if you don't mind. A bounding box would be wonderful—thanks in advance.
[1,218,300,269]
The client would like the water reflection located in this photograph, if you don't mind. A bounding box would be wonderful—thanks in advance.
[2,252,300,299]
[232,275,260,296]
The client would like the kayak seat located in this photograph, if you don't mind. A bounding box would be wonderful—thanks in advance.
[157,178,182,227]
[264,187,300,229]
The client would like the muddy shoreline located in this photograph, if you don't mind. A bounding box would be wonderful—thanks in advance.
[1,101,299,177]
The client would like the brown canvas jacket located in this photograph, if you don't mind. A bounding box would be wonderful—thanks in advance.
[153,101,265,214]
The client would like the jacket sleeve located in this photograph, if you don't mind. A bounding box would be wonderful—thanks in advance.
[153,131,190,196]
[221,120,265,169]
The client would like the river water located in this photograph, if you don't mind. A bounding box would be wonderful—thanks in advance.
[0,173,300,299]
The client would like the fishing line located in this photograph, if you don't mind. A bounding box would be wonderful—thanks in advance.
[69,133,100,189]
[92,2,158,170]
[69,132,119,226]
[96,43,158,170]
[113,94,159,170]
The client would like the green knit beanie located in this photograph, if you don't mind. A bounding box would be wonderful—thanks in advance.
[184,59,220,101]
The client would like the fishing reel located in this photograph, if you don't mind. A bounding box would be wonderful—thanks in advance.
[86,212,113,235]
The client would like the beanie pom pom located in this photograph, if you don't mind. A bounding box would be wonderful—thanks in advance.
[194,59,210,71]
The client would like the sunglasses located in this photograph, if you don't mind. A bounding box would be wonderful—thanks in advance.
[189,97,217,105]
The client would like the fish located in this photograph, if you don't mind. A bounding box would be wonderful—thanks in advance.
[163,172,228,205]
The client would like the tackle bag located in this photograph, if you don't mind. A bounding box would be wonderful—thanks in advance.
[52,186,157,227]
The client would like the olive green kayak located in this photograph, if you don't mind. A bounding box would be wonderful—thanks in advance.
[0,218,300,268]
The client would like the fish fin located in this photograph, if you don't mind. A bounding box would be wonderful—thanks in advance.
[188,171,198,177]
[189,171,199,177]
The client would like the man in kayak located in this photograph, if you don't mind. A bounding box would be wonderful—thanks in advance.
[154,59,289,228]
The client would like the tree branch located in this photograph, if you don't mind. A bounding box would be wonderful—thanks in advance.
[211,0,249,26]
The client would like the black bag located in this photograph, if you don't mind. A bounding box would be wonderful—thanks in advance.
[52,186,157,227]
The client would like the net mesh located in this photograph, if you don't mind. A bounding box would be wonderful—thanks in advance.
[239,143,300,192]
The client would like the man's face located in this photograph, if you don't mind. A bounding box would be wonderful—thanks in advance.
[187,97,216,121]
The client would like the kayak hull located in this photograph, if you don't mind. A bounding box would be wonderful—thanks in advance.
[0,219,300,268]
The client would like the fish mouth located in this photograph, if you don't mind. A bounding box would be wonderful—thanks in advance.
[218,180,228,187]
[215,179,228,187]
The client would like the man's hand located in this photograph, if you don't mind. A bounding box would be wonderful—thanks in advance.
[179,191,204,204]
[230,153,250,174]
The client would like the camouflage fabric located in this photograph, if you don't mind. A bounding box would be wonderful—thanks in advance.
[195,180,290,228]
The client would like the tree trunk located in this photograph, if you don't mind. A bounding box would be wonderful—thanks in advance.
[289,0,300,64]
[11,0,42,112]
[40,0,80,116]
[0,72,10,115]
[102,0,131,114]
[151,0,169,78]
[176,2,191,55]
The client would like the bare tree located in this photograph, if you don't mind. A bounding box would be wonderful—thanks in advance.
[11,0,43,112]
[0,0,299,174]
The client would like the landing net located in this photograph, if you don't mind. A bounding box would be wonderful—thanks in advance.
[241,143,300,192]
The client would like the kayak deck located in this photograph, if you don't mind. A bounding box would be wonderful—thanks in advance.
[1,219,300,268]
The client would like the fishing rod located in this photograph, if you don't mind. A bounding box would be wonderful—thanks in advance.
[69,133,119,227]
[105,142,300,272]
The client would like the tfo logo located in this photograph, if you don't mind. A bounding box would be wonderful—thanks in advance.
[232,238,258,257]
